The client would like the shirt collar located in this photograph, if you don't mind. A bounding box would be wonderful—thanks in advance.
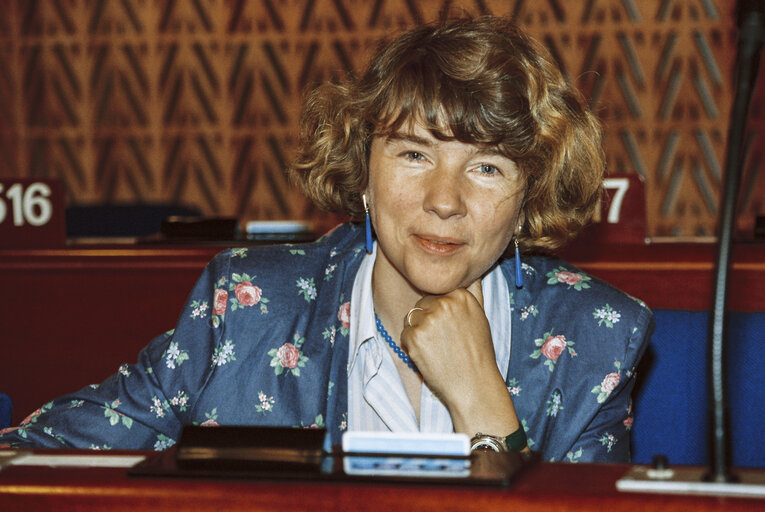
[347,242,379,374]
[483,261,512,381]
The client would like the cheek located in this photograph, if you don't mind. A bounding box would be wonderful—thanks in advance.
[369,179,418,223]
[476,200,519,238]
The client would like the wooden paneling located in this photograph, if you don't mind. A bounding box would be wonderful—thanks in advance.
[0,0,762,238]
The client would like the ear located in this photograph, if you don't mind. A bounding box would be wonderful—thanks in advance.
[516,209,526,234]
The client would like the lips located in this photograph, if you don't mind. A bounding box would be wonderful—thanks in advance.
[413,234,465,255]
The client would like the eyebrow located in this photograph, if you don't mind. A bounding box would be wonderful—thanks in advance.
[385,132,507,158]
[384,132,433,147]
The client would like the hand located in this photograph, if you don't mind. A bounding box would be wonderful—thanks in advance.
[400,280,522,438]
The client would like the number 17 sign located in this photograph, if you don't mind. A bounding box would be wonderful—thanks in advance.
[0,178,66,248]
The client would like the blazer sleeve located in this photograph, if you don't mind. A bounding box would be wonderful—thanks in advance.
[563,305,654,463]
[0,251,232,451]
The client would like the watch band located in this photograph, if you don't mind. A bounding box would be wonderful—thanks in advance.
[503,427,528,452]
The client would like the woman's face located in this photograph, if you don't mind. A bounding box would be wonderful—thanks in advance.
[366,121,525,297]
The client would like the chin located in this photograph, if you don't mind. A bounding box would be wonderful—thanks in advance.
[410,276,469,296]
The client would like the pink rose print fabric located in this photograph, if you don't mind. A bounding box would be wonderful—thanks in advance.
[269,334,309,376]
[229,272,270,313]
[531,331,577,371]
[546,267,592,290]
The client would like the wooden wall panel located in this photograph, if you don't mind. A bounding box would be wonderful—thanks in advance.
[0,0,762,238]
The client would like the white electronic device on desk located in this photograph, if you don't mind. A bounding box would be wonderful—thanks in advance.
[342,431,471,478]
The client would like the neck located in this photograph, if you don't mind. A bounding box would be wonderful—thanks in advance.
[371,253,422,345]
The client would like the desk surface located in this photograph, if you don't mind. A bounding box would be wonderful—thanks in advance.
[1,452,764,511]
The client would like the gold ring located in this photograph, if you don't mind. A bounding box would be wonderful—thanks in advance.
[406,307,423,327]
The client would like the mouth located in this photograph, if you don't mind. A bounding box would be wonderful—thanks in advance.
[413,234,465,255]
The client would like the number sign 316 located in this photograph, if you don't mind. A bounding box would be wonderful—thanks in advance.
[0,178,66,248]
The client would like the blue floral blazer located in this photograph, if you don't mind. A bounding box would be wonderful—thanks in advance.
[0,223,653,462]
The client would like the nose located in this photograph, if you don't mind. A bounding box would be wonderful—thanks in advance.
[422,169,466,219]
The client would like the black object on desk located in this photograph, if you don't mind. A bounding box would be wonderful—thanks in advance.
[159,216,242,241]
[129,425,538,488]
[174,425,325,473]
[66,203,203,238]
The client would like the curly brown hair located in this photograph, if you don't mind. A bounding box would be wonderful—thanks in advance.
[290,16,604,251]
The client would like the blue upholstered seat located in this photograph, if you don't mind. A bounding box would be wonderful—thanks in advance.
[0,393,12,430]
[632,310,765,468]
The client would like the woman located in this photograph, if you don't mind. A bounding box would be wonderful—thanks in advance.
[0,16,652,462]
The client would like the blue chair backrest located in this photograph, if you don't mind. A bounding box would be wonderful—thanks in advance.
[632,310,765,468]
[0,393,11,430]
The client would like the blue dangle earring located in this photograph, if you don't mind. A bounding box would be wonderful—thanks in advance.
[363,193,373,254]
[514,235,523,289]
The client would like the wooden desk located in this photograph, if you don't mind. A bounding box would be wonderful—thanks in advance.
[559,240,765,313]
[1,241,764,425]
[1,452,764,511]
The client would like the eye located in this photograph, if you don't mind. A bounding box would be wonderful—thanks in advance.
[477,163,500,175]
[403,151,426,161]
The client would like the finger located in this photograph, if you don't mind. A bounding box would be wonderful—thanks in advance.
[405,294,438,327]
[466,278,484,309]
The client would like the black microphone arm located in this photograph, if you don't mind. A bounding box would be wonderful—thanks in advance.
[705,0,764,483]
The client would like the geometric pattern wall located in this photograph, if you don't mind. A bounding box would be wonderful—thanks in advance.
[0,0,762,239]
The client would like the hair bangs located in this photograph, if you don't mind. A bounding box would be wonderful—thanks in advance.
[369,57,511,149]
